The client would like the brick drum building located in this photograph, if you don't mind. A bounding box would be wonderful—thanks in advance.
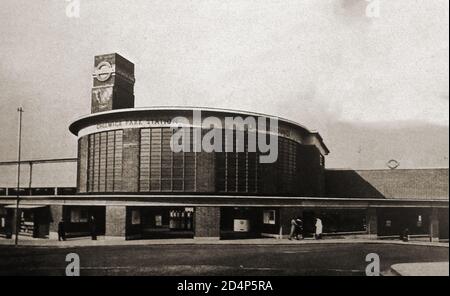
[0,54,448,241]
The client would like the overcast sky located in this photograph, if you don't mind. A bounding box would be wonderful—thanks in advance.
[0,0,448,169]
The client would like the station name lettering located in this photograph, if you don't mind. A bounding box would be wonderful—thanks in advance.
[96,119,173,130]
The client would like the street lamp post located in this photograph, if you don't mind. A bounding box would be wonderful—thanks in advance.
[14,107,24,246]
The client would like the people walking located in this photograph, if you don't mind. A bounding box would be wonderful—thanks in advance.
[289,217,298,240]
[315,217,323,239]
[295,217,303,240]
[57,219,66,241]
[288,217,304,240]
[89,216,97,240]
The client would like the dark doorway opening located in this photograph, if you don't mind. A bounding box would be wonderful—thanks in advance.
[63,206,106,238]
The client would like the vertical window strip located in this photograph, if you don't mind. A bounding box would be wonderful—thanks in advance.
[87,135,94,192]
[112,130,116,191]
[114,130,123,192]
[245,133,249,193]
[94,133,100,192]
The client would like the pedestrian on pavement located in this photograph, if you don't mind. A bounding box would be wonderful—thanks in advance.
[295,217,303,240]
[402,228,410,242]
[58,219,66,241]
[89,216,97,240]
[315,217,323,239]
[288,217,299,240]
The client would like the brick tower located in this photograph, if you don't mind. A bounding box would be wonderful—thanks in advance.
[91,53,135,113]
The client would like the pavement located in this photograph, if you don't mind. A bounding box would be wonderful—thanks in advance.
[390,262,449,276]
[0,235,449,248]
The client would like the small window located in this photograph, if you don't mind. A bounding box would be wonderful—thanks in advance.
[385,220,392,227]
[263,210,276,225]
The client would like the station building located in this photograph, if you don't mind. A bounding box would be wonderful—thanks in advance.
[0,54,448,241]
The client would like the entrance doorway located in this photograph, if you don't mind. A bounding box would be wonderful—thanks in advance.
[63,206,106,238]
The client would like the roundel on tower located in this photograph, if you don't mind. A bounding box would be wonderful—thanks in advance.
[94,61,114,82]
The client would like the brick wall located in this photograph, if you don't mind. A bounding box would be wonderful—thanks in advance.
[105,205,126,237]
[325,168,449,200]
[194,206,220,238]
[196,152,215,192]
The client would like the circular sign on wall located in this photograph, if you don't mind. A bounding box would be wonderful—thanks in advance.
[387,159,400,169]
[94,61,114,82]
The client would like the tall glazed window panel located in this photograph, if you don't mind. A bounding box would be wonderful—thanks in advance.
[215,152,226,192]
[113,130,123,192]
[276,137,298,194]
[150,128,162,191]
[184,128,196,192]
[106,131,115,192]
[184,152,196,192]
[93,133,100,192]
[139,129,151,192]
[237,152,247,192]
[87,135,95,192]
[173,151,184,191]
[99,132,107,192]
[161,128,173,191]
[247,152,258,193]
[237,131,247,192]
[86,130,123,193]
[225,130,237,192]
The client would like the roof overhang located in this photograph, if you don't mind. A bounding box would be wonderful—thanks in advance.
[69,106,330,155]
[1,195,447,209]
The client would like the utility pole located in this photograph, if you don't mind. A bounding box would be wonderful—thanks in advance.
[14,107,24,246]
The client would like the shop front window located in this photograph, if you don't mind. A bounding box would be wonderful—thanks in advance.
[169,209,194,230]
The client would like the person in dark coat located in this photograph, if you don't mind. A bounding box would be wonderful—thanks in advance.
[89,216,97,240]
[402,228,410,242]
[295,217,304,240]
[58,219,66,241]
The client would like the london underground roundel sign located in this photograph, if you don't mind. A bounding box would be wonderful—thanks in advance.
[387,159,400,169]
[94,61,114,82]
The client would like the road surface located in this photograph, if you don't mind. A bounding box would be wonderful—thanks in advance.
[0,243,447,276]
